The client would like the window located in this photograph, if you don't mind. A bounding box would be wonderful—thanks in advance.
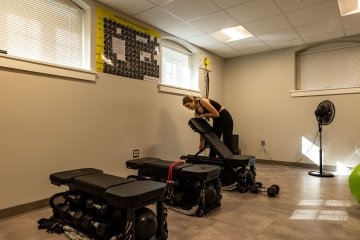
[292,40,360,97]
[0,0,93,80]
[162,45,192,89]
[160,39,200,94]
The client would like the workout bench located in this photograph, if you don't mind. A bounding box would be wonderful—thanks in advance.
[41,168,168,240]
[126,158,221,217]
[181,118,257,192]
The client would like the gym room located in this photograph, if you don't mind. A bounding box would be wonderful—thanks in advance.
[0,0,359,239]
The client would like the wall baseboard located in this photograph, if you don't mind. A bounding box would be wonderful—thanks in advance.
[256,159,337,172]
[0,198,49,221]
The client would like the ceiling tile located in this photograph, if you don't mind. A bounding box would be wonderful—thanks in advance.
[244,14,292,35]
[98,0,155,15]
[226,0,281,23]
[286,1,340,27]
[161,0,220,21]
[218,51,243,58]
[303,30,344,43]
[266,38,305,49]
[211,0,252,9]
[342,12,360,29]
[274,0,332,13]
[258,28,301,43]
[134,7,182,29]
[296,18,343,38]
[239,45,272,54]
[186,34,221,47]
[204,43,236,53]
[189,11,239,33]
[148,0,172,5]
[162,22,204,39]
[226,37,266,50]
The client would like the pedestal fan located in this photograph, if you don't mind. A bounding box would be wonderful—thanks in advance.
[308,100,335,177]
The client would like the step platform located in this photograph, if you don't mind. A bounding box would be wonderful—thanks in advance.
[126,158,221,217]
[47,168,168,240]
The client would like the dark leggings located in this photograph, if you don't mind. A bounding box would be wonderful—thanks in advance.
[209,109,234,157]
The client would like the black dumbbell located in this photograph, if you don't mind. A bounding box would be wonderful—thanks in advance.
[271,184,280,194]
[250,182,262,193]
[250,182,279,197]
[266,184,280,197]
[58,204,83,226]
[80,214,94,230]
[266,186,277,197]
[80,214,112,238]
[65,193,83,206]
[85,199,108,215]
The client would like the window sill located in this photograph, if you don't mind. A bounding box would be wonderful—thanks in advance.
[290,87,360,97]
[0,54,96,82]
[158,84,201,96]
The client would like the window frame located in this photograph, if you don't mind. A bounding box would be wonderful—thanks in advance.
[291,39,360,97]
[158,38,200,95]
[0,0,95,82]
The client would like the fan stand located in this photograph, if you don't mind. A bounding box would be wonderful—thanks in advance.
[308,122,334,177]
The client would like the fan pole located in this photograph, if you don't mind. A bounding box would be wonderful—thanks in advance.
[308,122,334,177]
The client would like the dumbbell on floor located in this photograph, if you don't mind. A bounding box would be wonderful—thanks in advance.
[250,182,280,197]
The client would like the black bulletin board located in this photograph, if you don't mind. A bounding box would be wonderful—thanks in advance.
[96,7,160,81]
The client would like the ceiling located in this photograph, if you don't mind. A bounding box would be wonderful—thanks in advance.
[95,0,360,58]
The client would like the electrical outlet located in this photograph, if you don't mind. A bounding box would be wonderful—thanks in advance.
[261,140,265,147]
[133,149,139,158]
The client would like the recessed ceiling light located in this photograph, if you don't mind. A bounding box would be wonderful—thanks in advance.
[210,25,253,42]
[338,0,360,16]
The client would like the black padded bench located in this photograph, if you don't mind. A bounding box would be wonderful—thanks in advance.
[181,118,257,192]
[126,158,221,217]
[47,168,168,240]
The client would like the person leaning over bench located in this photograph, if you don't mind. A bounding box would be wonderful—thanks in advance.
[182,95,234,157]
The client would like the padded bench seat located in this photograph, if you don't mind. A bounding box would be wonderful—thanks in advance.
[50,168,166,208]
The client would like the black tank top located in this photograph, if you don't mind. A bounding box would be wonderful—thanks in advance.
[196,98,222,115]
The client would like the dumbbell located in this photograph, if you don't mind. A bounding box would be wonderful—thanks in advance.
[250,182,280,197]
[65,192,84,206]
[57,203,84,226]
[85,199,108,215]
[80,214,113,239]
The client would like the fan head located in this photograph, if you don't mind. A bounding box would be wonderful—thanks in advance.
[314,100,335,125]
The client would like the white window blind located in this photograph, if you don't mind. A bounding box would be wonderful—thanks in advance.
[0,0,87,70]
[296,42,360,91]
[162,44,196,90]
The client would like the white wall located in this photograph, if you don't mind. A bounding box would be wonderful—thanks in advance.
[224,48,360,169]
[0,0,224,210]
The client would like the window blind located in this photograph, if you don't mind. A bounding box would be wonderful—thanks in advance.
[162,45,195,90]
[296,42,360,91]
[0,0,86,69]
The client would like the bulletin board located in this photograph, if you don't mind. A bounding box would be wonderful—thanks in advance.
[96,7,160,81]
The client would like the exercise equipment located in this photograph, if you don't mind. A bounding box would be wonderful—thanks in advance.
[181,117,254,191]
[39,168,168,240]
[309,100,335,177]
[135,207,158,240]
[349,164,360,204]
[250,182,280,197]
[182,118,280,196]
[126,158,221,217]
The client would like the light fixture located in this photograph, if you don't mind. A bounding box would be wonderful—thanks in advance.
[338,0,360,16]
[210,25,253,42]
